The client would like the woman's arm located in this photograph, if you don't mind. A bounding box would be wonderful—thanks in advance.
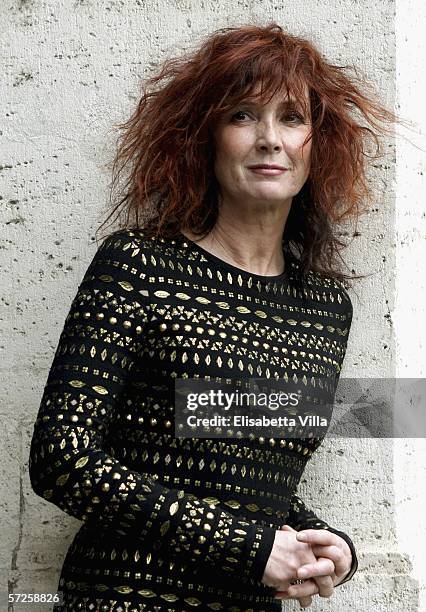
[283,281,358,586]
[28,231,276,582]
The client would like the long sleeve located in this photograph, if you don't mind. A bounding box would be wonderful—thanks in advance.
[28,231,276,583]
[282,280,358,585]
[286,493,358,585]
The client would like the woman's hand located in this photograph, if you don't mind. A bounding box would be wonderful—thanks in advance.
[261,527,329,595]
[275,525,335,608]
[274,526,352,607]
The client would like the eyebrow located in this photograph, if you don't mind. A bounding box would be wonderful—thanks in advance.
[237,98,305,109]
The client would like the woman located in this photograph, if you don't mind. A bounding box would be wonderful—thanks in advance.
[29,23,397,611]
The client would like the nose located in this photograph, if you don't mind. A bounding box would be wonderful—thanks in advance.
[255,119,282,152]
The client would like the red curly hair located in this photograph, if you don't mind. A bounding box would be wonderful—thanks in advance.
[99,23,400,281]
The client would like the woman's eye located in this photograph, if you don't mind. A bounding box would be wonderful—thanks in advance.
[231,111,250,122]
[284,112,304,123]
[230,110,306,124]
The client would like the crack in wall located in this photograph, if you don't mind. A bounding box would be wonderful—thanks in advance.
[8,433,25,612]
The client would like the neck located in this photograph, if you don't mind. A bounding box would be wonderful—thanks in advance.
[181,213,289,277]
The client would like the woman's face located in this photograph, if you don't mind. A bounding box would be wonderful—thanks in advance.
[213,84,312,210]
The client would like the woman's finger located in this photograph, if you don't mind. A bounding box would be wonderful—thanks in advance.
[283,528,347,577]
[296,529,337,547]
[275,569,335,600]
[297,557,335,579]
[307,544,347,575]
[275,579,319,600]
[297,529,353,578]
[310,573,334,598]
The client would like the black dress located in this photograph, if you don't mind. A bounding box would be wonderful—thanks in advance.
[29,228,358,611]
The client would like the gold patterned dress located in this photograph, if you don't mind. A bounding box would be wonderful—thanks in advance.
[29,228,358,612]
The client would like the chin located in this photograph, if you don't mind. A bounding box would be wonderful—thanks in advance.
[251,190,293,202]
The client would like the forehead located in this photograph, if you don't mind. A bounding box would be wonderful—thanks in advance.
[242,80,311,109]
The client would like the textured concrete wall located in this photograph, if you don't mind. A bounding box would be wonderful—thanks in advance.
[395,1,426,611]
[1,0,422,610]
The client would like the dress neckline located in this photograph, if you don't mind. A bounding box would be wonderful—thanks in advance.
[176,231,292,285]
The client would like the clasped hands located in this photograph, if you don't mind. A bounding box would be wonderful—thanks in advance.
[262,525,352,609]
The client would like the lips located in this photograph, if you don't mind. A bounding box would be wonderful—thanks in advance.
[248,164,288,176]
[248,164,288,171]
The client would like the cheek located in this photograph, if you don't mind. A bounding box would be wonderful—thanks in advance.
[215,128,251,166]
[287,129,312,161]
[215,140,231,173]
[213,138,234,185]
[301,146,312,169]
[293,141,311,169]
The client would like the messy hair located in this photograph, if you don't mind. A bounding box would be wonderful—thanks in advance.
[99,23,401,281]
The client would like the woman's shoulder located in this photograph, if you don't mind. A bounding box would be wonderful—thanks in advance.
[97,227,176,260]
[93,227,188,279]
[80,228,179,302]
[98,227,153,250]
[295,264,354,317]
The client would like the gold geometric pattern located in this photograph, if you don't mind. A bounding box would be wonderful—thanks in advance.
[28,228,355,611]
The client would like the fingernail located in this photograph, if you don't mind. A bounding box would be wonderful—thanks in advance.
[297,533,308,541]
[299,569,308,578]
